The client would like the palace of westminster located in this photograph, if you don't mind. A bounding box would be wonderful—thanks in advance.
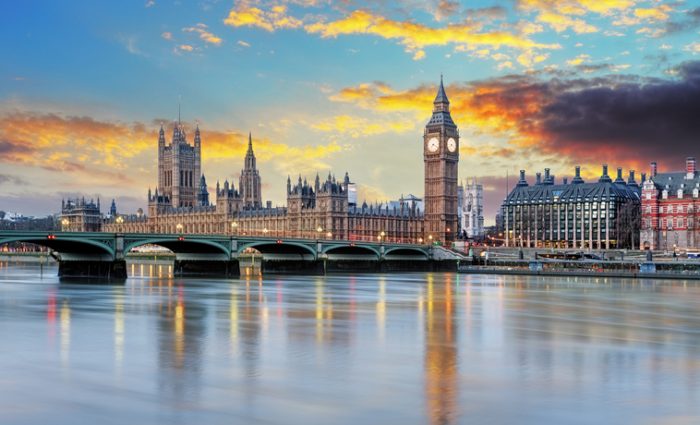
[82,78,461,243]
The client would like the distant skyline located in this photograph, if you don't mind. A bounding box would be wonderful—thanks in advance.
[2,0,700,222]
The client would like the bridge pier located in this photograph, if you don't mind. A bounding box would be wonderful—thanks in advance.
[58,260,127,281]
[174,259,240,278]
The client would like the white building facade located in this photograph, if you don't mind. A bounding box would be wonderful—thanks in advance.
[460,178,484,238]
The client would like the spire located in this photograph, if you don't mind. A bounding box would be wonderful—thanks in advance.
[178,102,181,125]
[247,132,253,153]
[434,74,449,105]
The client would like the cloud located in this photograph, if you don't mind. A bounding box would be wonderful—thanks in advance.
[224,5,559,60]
[0,174,29,186]
[685,42,700,54]
[237,40,251,47]
[145,0,155,8]
[223,4,302,32]
[183,23,223,45]
[118,35,146,56]
[433,0,460,21]
[329,60,700,175]
[566,54,590,66]
[177,44,194,52]
[161,31,172,40]
[535,11,598,33]
[304,9,560,58]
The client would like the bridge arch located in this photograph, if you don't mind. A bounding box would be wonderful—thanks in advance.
[383,246,429,259]
[125,237,230,256]
[0,235,114,257]
[323,244,381,258]
[238,240,316,257]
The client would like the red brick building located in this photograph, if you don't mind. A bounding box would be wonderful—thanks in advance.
[640,157,700,250]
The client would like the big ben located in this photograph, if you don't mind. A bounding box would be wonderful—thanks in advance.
[424,76,459,244]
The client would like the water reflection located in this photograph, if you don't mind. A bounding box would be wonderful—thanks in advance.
[0,264,699,424]
[157,284,206,403]
[424,274,458,425]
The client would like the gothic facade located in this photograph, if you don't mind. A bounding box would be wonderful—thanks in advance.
[423,76,459,243]
[103,78,457,244]
[459,178,484,239]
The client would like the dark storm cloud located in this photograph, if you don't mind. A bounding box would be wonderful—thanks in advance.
[536,61,700,169]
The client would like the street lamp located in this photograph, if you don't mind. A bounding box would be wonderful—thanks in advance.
[326,231,332,240]
[61,218,69,232]
[418,237,423,244]
[231,221,238,236]
[263,227,269,236]
[379,230,386,243]
[176,223,183,235]
[428,234,433,245]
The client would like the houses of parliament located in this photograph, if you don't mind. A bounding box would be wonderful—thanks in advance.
[100,78,459,243]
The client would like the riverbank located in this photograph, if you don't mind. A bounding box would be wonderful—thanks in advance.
[460,258,700,280]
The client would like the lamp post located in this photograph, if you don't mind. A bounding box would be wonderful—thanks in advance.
[418,237,423,244]
[428,234,433,245]
[176,223,183,236]
[116,215,124,232]
[263,227,269,237]
[379,230,385,243]
[326,231,332,240]
[61,218,69,232]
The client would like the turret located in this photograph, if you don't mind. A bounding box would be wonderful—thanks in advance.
[287,175,292,194]
[572,165,584,184]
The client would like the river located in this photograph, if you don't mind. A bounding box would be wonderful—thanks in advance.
[1,261,699,424]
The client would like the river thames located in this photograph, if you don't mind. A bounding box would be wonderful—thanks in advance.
[1,262,699,425]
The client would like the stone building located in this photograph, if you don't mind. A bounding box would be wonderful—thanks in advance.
[103,78,459,244]
[459,178,484,239]
[60,198,102,232]
[423,76,459,243]
[501,165,641,249]
[640,157,700,250]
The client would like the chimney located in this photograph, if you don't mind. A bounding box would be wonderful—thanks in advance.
[544,168,551,183]
[266,200,272,208]
[563,177,568,185]
[651,161,657,177]
[517,170,528,187]
[627,170,638,187]
[686,157,696,179]
[572,165,584,184]
[641,172,647,183]
[614,167,625,184]
[536,172,542,185]
[599,164,612,183]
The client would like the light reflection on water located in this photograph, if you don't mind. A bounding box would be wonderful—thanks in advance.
[0,263,699,424]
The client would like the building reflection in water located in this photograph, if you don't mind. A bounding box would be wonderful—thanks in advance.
[424,273,458,425]
[114,288,125,372]
[157,284,206,405]
[60,299,71,369]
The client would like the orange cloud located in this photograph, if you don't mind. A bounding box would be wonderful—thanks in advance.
[183,23,223,45]
[223,4,302,32]
[305,9,560,58]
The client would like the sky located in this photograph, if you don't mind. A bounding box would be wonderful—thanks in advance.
[2,0,700,223]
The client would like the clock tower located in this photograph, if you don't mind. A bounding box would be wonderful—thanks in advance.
[424,76,459,244]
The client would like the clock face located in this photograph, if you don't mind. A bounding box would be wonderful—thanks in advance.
[427,137,439,152]
[447,137,457,152]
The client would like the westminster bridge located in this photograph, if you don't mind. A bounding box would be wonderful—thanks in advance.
[0,231,460,279]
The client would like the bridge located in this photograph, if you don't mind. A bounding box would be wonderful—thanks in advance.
[0,231,457,280]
